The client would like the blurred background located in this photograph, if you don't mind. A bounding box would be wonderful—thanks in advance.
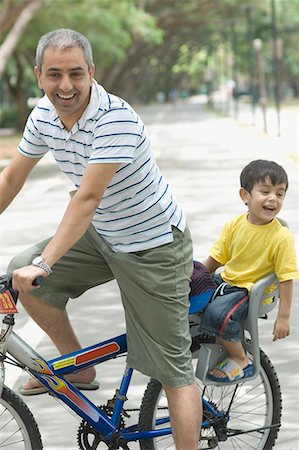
[0,0,298,137]
[1,3,299,448]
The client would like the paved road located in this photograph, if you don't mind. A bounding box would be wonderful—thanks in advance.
[1,98,299,449]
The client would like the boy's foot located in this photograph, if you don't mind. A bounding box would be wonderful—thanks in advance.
[207,357,254,383]
[19,376,100,396]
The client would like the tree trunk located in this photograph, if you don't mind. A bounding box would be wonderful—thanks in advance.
[0,0,44,76]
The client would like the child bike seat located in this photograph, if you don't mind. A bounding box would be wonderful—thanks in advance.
[196,273,279,385]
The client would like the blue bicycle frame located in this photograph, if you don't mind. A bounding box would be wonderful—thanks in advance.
[7,331,222,444]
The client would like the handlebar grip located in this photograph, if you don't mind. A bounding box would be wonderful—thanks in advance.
[0,274,44,291]
[32,276,45,287]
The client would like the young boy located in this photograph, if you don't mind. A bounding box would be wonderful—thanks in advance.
[201,159,299,382]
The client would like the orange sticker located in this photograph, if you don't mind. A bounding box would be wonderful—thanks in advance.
[0,290,18,314]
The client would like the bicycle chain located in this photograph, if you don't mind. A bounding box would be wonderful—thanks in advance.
[76,398,169,450]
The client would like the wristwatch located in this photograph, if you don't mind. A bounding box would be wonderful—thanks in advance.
[32,256,52,276]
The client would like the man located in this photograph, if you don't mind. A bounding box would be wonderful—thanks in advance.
[0,29,201,449]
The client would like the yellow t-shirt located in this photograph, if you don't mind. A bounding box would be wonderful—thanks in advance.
[210,213,299,291]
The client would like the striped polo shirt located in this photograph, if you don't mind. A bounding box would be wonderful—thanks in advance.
[18,81,186,252]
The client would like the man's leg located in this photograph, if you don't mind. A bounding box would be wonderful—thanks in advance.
[7,227,116,391]
[20,293,96,389]
[164,382,202,450]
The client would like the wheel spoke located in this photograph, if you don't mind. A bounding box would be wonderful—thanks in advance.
[138,349,281,450]
[0,386,42,449]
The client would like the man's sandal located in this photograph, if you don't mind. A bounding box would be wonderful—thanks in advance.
[18,379,100,396]
[207,357,254,383]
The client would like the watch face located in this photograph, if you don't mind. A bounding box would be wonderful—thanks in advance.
[33,256,43,265]
[31,256,52,276]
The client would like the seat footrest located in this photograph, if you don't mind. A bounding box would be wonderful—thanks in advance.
[195,344,227,384]
[195,343,258,385]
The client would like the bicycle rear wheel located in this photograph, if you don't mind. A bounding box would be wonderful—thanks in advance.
[138,348,281,449]
[0,385,43,449]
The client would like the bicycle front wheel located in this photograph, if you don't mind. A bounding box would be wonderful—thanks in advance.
[138,348,281,449]
[0,385,43,449]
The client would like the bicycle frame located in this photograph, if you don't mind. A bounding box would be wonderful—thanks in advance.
[5,326,222,444]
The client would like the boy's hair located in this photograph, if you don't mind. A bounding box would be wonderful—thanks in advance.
[36,28,93,71]
[240,160,288,192]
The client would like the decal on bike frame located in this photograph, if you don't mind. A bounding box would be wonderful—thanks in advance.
[75,342,120,366]
[52,342,120,371]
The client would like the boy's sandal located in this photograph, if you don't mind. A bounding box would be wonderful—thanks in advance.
[207,357,254,383]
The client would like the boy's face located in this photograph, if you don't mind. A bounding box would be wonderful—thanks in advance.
[34,46,95,130]
[240,177,287,225]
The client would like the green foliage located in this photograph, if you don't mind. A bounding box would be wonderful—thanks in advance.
[0,105,18,128]
[2,0,299,114]
[16,0,163,67]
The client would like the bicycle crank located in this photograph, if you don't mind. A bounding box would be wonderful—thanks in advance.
[77,420,104,449]
[77,404,126,450]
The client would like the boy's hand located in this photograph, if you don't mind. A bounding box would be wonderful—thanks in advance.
[272,317,290,341]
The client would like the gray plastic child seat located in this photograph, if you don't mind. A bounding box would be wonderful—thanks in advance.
[195,272,279,385]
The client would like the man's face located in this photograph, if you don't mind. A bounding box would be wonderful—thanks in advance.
[34,47,95,128]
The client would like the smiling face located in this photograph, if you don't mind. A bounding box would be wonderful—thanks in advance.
[34,46,95,130]
[240,177,287,225]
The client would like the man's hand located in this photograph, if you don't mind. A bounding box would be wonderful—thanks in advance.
[12,266,47,293]
[272,316,290,341]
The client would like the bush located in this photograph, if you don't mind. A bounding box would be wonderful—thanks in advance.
[0,105,18,129]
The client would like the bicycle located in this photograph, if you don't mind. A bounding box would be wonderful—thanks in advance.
[0,265,282,450]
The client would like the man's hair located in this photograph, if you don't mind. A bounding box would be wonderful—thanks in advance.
[36,28,93,70]
[240,160,288,192]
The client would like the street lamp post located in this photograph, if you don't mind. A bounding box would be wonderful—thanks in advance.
[254,38,267,134]
[271,0,281,136]
[243,4,256,126]
[231,21,239,119]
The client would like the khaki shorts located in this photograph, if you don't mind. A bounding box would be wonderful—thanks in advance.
[8,225,195,387]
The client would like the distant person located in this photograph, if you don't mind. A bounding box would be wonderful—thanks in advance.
[0,28,201,449]
[201,160,299,382]
[169,89,178,103]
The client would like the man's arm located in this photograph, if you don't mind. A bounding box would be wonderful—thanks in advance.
[12,162,120,292]
[42,162,120,266]
[0,152,41,213]
[273,279,293,341]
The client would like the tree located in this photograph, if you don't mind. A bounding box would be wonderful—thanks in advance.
[0,0,44,76]
[2,0,299,130]
[1,0,161,128]
[105,0,240,100]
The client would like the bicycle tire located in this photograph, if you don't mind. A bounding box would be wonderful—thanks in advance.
[138,348,281,449]
[0,385,43,449]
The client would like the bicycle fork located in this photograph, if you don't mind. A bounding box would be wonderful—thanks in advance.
[0,314,15,397]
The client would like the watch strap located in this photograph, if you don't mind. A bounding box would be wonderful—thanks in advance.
[32,256,52,276]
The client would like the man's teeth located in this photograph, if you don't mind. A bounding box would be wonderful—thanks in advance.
[58,94,75,99]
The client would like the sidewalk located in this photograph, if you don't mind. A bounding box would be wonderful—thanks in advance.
[141,98,299,257]
[1,98,299,449]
